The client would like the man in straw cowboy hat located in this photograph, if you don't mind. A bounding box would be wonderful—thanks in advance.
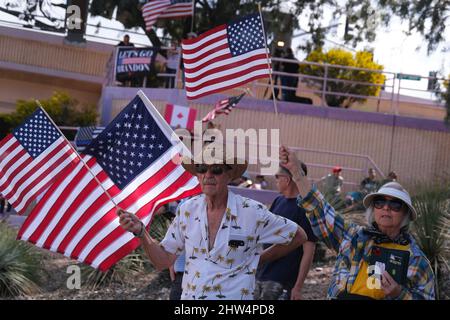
[279,145,435,300]
[119,142,308,300]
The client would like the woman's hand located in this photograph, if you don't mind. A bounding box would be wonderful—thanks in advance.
[381,271,402,298]
[279,146,301,178]
[118,209,143,236]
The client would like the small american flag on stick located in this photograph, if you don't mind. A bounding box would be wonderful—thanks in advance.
[202,93,245,123]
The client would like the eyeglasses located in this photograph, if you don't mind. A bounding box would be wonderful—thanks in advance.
[194,164,231,175]
[373,197,404,212]
[275,174,291,180]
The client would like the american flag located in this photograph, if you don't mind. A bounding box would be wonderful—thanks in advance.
[142,0,194,31]
[17,92,201,271]
[202,93,245,122]
[0,108,78,215]
[74,126,105,153]
[182,14,270,100]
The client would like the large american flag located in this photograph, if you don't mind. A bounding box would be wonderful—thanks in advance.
[142,0,194,31]
[17,92,201,271]
[182,14,271,100]
[202,93,245,122]
[0,108,78,215]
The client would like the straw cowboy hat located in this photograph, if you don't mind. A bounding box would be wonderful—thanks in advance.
[181,142,248,181]
[363,182,418,221]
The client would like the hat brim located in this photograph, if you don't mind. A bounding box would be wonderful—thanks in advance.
[363,192,417,221]
[181,157,248,181]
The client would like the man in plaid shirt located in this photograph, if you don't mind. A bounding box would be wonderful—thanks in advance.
[279,146,435,300]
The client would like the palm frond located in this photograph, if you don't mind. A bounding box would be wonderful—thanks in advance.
[411,181,450,299]
[0,222,42,297]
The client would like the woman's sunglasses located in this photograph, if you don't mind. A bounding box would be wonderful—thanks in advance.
[194,164,231,175]
[373,197,404,212]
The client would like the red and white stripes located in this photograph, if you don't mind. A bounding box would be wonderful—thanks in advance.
[17,150,200,271]
[182,25,270,99]
[0,134,78,215]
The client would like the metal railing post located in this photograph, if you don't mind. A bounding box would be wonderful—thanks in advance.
[322,64,328,107]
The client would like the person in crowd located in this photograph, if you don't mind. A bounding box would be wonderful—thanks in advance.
[361,168,380,195]
[117,34,134,47]
[270,47,284,100]
[118,143,307,300]
[319,166,344,197]
[279,146,435,300]
[345,168,381,208]
[381,171,398,186]
[169,253,186,300]
[280,48,299,101]
[255,164,317,300]
[0,193,12,219]
[165,40,180,88]
[250,175,269,190]
[238,172,253,188]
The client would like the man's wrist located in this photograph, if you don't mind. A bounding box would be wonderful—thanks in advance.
[292,168,305,181]
[133,221,145,238]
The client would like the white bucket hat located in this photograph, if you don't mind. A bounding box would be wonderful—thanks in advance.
[363,182,417,221]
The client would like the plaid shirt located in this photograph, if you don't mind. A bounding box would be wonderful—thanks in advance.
[298,186,435,300]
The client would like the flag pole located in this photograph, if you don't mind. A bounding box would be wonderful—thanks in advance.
[190,0,196,33]
[257,3,278,118]
[35,101,120,210]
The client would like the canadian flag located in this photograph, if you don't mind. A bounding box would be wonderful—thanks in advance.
[164,104,197,131]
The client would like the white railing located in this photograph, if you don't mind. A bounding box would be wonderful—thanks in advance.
[104,48,447,116]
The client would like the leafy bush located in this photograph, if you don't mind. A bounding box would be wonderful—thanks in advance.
[411,181,450,299]
[0,91,98,139]
[81,212,173,289]
[300,48,386,108]
[0,222,42,297]
[81,251,146,290]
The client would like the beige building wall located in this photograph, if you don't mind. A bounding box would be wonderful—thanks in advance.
[0,33,110,77]
[109,97,450,190]
[0,73,101,113]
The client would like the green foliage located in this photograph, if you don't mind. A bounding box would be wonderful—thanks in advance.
[90,0,382,51]
[300,48,386,108]
[411,181,450,299]
[0,222,42,297]
[90,1,449,54]
[0,91,98,140]
[149,213,173,242]
[378,0,449,54]
[81,251,146,290]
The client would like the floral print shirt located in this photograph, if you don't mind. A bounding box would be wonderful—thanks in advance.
[160,191,299,300]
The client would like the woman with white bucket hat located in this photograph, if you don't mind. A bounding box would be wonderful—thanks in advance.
[279,146,435,300]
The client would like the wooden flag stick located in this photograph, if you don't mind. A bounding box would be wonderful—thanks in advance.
[258,3,279,118]
[36,100,120,210]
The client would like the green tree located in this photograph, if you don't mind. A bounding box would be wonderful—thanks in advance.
[0,92,98,140]
[378,0,450,54]
[300,48,386,108]
[89,0,383,51]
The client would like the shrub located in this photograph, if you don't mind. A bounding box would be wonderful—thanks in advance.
[411,181,450,299]
[0,222,42,297]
